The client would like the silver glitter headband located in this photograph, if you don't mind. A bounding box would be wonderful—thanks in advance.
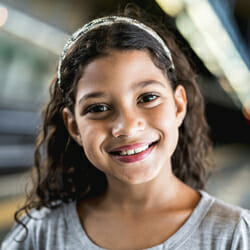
[57,16,174,84]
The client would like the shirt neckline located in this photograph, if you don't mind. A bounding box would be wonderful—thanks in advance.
[64,190,214,250]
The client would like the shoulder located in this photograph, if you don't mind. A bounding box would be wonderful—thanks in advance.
[199,191,250,248]
[1,202,72,250]
[205,192,248,223]
[231,209,250,249]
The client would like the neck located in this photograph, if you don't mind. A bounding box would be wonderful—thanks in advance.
[103,166,181,213]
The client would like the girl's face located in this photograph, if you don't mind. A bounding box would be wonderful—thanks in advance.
[63,50,187,185]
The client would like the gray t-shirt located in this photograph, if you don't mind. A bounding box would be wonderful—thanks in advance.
[1,191,250,250]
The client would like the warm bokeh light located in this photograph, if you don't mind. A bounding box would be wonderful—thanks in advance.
[0,6,8,27]
[155,0,183,17]
[243,106,250,125]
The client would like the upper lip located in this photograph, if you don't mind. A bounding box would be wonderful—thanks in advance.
[109,140,158,153]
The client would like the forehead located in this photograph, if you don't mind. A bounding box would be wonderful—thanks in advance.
[76,49,169,92]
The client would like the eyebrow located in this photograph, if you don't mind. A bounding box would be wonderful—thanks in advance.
[78,92,106,105]
[78,80,166,105]
[132,80,166,90]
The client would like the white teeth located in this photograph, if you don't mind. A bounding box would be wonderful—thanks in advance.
[120,151,127,156]
[135,145,148,153]
[118,145,149,156]
[127,149,134,155]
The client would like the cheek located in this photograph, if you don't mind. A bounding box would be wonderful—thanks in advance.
[78,120,107,165]
[150,103,179,153]
[149,103,177,130]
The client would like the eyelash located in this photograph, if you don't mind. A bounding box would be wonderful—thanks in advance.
[84,103,110,114]
[137,93,159,103]
[84,93,159,115]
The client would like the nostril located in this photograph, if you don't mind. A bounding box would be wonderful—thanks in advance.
[111,120,145,138]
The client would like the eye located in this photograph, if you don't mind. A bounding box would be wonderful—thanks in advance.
[138,93,159,103]
[85,104,110,114]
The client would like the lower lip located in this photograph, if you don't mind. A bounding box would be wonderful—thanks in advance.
[111,143,156,163]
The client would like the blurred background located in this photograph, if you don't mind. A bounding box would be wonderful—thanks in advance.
[0,0,249,242]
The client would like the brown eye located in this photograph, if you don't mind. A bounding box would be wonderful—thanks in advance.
[138,93,159,103]
[85,104,109,114]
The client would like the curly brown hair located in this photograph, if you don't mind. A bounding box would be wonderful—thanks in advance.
[15,6,213,240]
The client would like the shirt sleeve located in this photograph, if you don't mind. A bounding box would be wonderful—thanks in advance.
[231,210,250,250]
[1,215,36,250]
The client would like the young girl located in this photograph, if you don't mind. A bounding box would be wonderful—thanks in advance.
[2,8,250,250]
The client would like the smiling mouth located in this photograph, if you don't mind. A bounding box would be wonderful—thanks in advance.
[109,141,158,156]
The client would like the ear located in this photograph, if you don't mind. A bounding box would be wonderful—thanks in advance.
[62,107,82,146]
[174,85,187,127]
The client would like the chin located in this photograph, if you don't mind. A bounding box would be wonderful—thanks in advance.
[119,166,161,185]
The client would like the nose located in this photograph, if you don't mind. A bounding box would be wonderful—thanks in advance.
[111,109,145,138]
